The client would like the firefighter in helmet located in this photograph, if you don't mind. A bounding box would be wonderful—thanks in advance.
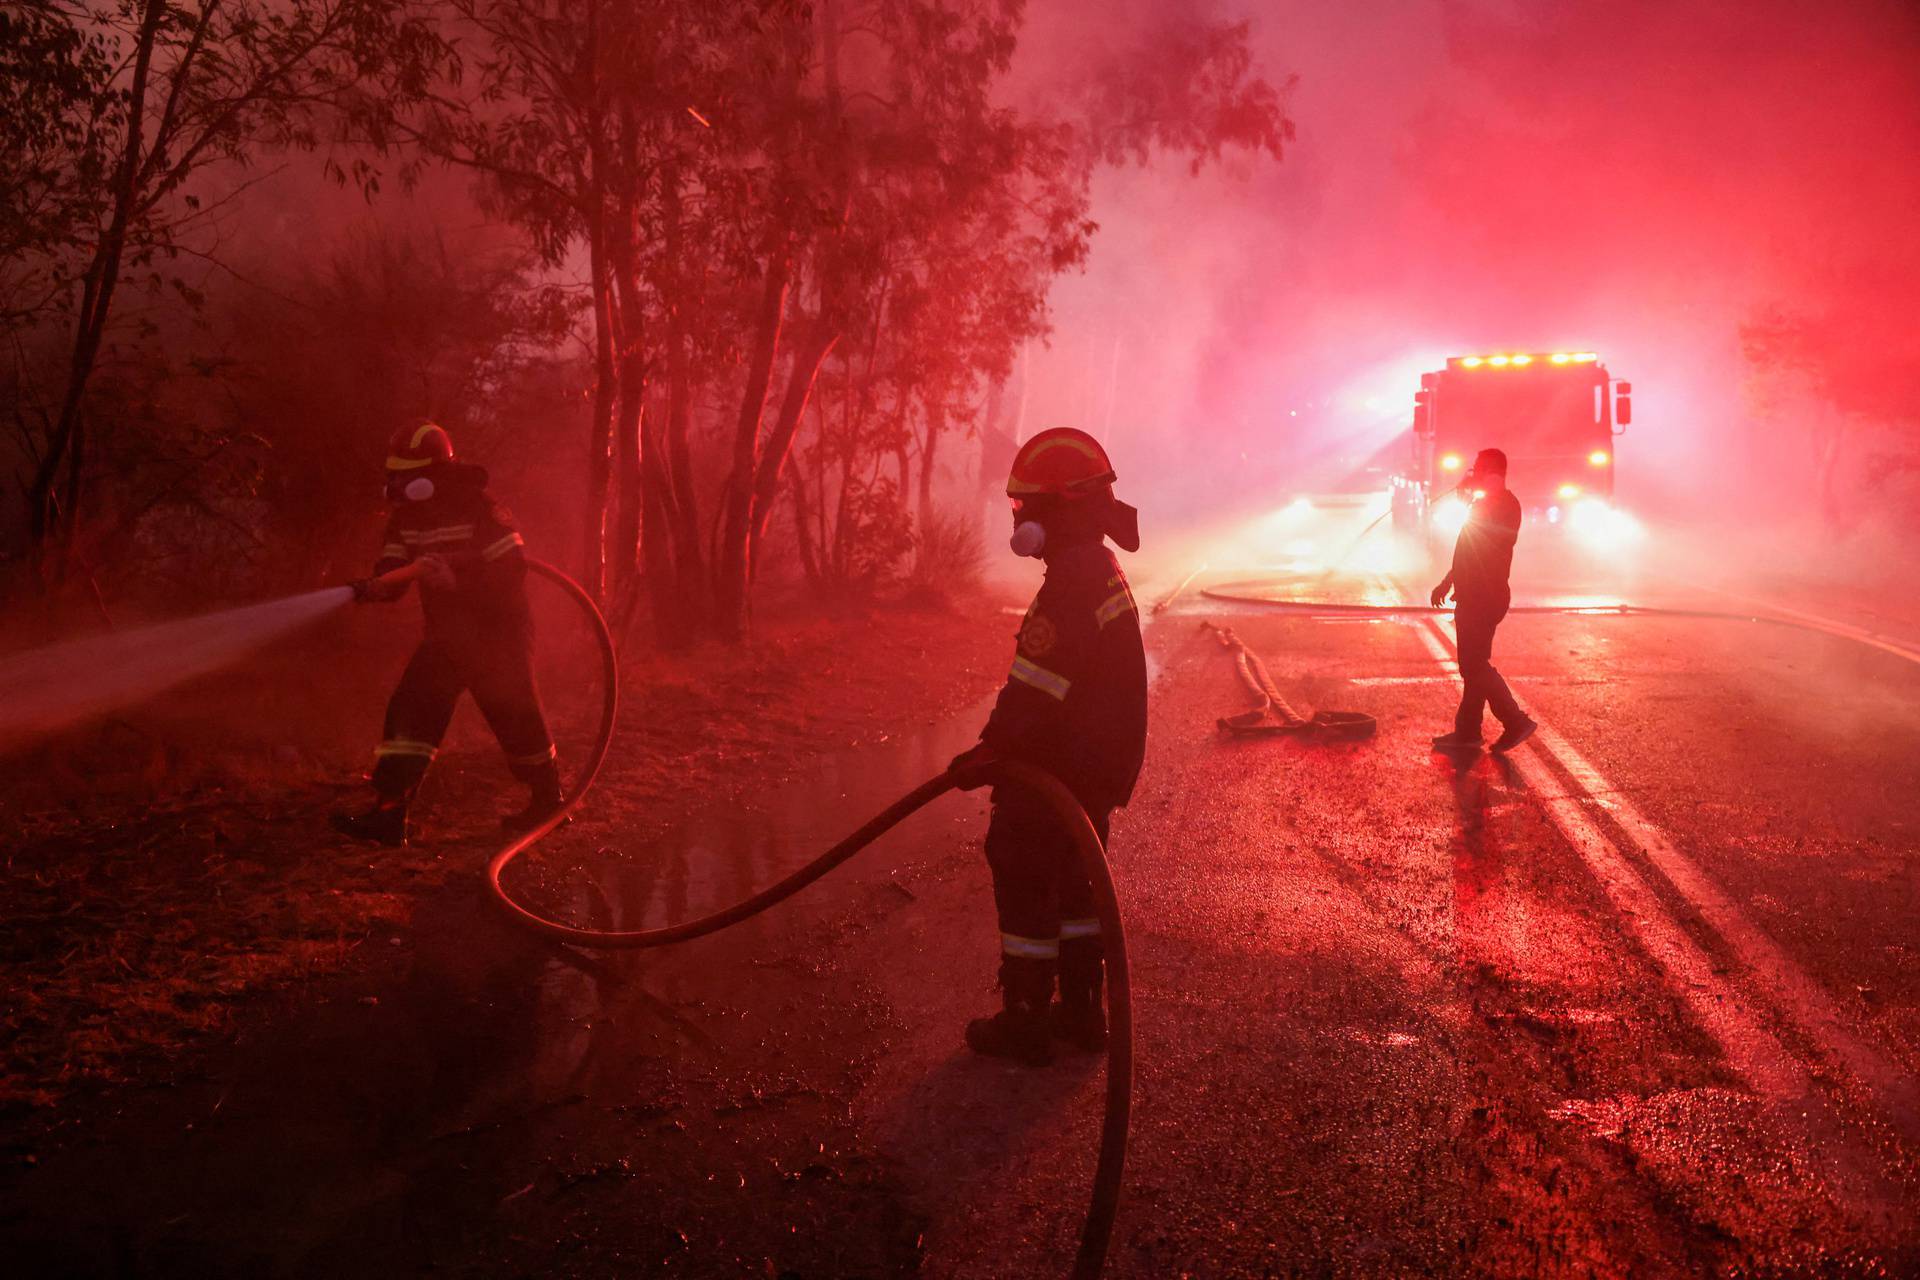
[330,422,564,846]
[948,428,1147,1066]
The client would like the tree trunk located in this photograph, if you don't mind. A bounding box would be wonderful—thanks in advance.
[747,322,838,579]
[791,470,821,585]
[576,0,613,600]
[714,242,792,639]
[583,220,616,601]
[657,159,707,637]
[610,219,647,596]
[612,345,645,594]
[640,407,680,645]
[29,0,165,585]
[917,400,944,535]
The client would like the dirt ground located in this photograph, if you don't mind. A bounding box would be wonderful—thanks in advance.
[0,588,1015,1124]
[9,546,1917,1278]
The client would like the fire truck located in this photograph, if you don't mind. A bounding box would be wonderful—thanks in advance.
[1392,351,1633,543]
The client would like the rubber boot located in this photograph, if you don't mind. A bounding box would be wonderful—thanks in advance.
[1054,937,1107,1053]
[330,795,410,847]
[501,761,566,835]
[965,956,1055,1067]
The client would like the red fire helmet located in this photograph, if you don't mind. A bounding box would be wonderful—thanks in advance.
[1006,427,1117,499]
[386,422,455,473]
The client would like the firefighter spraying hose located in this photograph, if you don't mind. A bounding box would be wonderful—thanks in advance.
[334,425,1140,1280]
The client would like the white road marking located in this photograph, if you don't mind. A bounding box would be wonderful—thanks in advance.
[1672,579,1920,667]
[1415,615,1920,1133]
[1346,674,1546,686]
[1526,710,1920,1133]
[1412,618,1810,1100]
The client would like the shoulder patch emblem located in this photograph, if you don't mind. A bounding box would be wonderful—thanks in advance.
[1019,612,1058,658]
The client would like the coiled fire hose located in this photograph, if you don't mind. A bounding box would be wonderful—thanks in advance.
[1201,620,1377,739]
[496,560,1131,1280]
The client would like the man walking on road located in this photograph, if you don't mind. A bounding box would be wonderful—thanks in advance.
[1430,447,1537,754]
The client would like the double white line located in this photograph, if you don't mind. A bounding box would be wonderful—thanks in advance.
[1413,615,1919,1134]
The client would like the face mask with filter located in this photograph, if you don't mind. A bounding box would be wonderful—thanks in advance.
[386,473,437,504]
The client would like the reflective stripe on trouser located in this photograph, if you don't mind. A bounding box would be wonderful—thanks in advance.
[1001,932,1060,960]
[982,785,1111,974]
[370,638,557,799]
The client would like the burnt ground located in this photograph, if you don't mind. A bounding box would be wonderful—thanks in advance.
[4,554,1920,1278]
[1,587,1014,1277]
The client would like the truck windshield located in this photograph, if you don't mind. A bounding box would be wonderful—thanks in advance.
[1437,372,1603,462]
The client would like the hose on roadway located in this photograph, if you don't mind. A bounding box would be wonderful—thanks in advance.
[1198,581,1920,669]
[498,559,1131,1280]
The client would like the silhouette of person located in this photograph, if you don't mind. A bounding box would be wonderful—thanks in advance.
[1430,448,1537,753]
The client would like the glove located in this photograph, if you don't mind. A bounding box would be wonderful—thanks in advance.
[947,743,998,791]
[1429,581,1452,608]
[353,574,410,604]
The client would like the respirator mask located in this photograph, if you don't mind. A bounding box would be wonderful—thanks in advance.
[1007,492,1140,559]
[385,472,437,504]
[1010,517,1048,558]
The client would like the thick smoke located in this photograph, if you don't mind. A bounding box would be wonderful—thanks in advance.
[1012,0,1920,580]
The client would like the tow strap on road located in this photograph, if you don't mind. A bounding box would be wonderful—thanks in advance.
[490,560,1131,1280]
[1203,621,1378,740]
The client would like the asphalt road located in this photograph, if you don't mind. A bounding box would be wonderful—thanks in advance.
[8,543,1919,1278]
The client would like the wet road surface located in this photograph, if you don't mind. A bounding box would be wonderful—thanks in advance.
[7,548,1919,1277]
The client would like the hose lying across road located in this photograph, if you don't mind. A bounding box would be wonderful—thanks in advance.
[495,560,1131,1280]
[1199,580,1920,669]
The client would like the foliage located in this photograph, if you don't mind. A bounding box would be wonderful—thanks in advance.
[905,503,985,604]
[1741,247,1920,531]
[0,0,446,600]
[217,225,583,586]
[3,0,1293,637]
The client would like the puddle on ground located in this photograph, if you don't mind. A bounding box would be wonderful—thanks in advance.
[558,693,1000,935]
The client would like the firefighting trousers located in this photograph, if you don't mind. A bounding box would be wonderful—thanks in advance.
[1453,598,1525,737]
[371,638,557,799]
[984,785,1111,992]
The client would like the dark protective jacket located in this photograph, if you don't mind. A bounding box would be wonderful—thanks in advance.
[981,540,1148,810]
[372,464,533,645]
[1449,488,1522,604]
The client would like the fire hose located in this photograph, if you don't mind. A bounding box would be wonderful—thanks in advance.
[487,560,1130,1280]
[1196,580,1920,669]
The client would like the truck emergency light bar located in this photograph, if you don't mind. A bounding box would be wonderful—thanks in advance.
[1451,352,1598,369]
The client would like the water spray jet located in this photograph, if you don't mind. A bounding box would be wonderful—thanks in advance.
[0,587,356,750]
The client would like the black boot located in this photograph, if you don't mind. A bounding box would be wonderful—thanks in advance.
[965,956,1055,1067]
[330,797,410,847]
[1055,936,1107,1053]
[501,762,567,835]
